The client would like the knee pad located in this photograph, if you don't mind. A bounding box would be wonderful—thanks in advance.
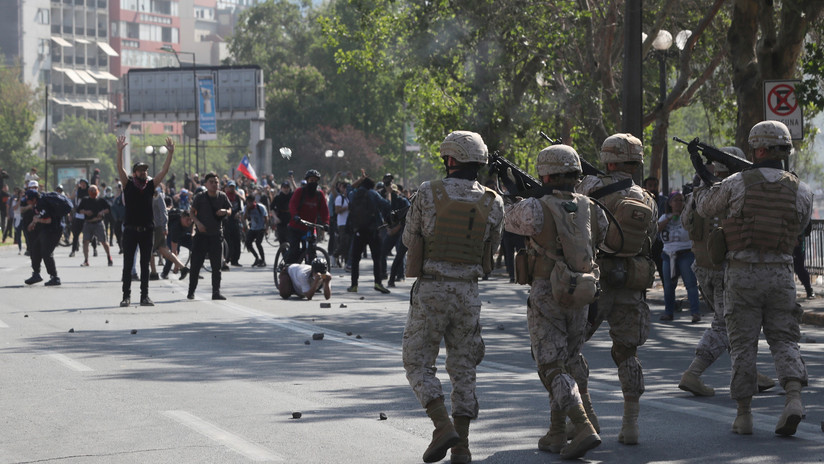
[611,343,637,366]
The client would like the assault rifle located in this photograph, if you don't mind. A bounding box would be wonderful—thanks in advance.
[488,150,543,197]
[672,136,752,173]
[539,131,605,176]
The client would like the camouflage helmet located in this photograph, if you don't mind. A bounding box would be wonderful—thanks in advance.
[713,146,746,174]
[748,121,793,153]
[536,145,582,176]
[600,133,644,164]
[440,131,488,164]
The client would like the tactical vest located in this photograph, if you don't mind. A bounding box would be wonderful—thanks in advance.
[682,195,721,270]
[530,193,598,279]
[722,169,800,255]
[424,180,496,265]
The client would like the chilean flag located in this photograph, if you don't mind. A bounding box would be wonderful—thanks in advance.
[237,155,258,182]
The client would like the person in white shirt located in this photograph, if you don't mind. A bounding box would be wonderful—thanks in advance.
[277,258,332,300]
[658,191,701,322]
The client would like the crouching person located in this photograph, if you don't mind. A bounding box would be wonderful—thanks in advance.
[277,258,332,300]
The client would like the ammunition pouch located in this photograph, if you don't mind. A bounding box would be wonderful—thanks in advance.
[482,240,494,275]
[549,261,600,307]
[599,256,654,291]
[707,227,727,266]
[405,234,424,278]
[514,248,532,285]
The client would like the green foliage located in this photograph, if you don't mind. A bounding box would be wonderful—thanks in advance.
[0,62,40,188]
[51,116,117,184]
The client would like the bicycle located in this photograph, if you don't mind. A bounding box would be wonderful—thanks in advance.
[273,219,330,288]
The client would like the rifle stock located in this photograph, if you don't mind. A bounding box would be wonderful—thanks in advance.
[673,136,752,173]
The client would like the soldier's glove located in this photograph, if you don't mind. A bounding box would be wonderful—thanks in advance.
[500,167,521,196]
[690,152,719,186]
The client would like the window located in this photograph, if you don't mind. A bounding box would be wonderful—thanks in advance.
[126,22,139,39]
[36,8,50,24]
[164,125,174,132]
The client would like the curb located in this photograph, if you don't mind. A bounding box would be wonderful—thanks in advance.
[802,310,824,327]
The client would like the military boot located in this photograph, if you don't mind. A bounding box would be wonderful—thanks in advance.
[538,408,566,453]
[560,403,601,460]
[775,380,803,436]
[732,396,753,435]
[618,399,640,445]
[450,416,471,463]
[422,397,460,463]
[757,372,776,392]
[581,391,600,433]
[678,371,715,397]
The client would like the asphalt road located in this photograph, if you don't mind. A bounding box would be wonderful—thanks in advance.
[2,241,824,463]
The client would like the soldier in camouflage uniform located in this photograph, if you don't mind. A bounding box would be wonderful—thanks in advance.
[679,148,775,397]
[402,131,504,464]
[693,121,812,436]
[505,145,607,459]
[572,133,658,445]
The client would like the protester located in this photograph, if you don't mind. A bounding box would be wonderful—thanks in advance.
[116,135,175,307]
[243,195,268,267]
[77,185,113,266]
[277,258,332,300]
[187,172,232,300]
[24,190,65,286]
[346,176,391,294]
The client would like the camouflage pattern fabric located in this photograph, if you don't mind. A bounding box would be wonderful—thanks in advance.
[724,263,808,399]
[402,177,504,280]
[692,264,730,364]
[401,176,503,418]
[577,172,656,399]
[402,279,485,418]
[528,279,588,411]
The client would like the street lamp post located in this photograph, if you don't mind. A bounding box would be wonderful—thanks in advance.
[144,145,168,177]
[160,45,198,173]
[325,149,345,173]
[649,29,690,195]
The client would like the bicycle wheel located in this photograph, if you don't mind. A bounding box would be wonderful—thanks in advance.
[273,245,289,287]
[307,246,330,268]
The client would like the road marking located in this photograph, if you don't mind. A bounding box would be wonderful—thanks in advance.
[47,353,93,372]
[162,410,282,462]
[0,318,8,328]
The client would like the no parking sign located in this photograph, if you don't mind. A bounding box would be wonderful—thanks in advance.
[764,80,803,140]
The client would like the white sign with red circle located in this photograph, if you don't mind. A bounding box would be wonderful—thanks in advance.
[764,80,803,140]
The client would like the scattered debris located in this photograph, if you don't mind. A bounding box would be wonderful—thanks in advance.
[24,315,28,318]
[346,332,353,336]
[340,304,347,308]
[304,340,311,345]
[312,333,324,340]
[359,297,365,300]
[806,337,817,343]
[105,320,109,324]
[497,324,505,330]
[320,303,331,308]
[379,413,387,421]
[68,328,74,333]
[131,329,138,334]
[356,335,362,339]
[292,412,302,419]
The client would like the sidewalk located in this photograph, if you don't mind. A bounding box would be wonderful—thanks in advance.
[644,277,824,327]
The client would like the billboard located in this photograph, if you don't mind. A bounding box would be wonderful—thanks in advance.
[198,76,217,140]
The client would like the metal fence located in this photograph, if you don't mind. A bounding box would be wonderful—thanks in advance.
[806,219,824,276]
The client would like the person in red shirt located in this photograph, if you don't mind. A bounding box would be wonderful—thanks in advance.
[285,169,329,264]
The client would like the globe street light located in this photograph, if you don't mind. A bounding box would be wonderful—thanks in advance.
[144,145,168,176]
[648,29,690,195]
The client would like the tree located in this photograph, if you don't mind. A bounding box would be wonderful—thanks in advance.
[51,116,117,183]
[0,62,40,188]
[727,0,824,149]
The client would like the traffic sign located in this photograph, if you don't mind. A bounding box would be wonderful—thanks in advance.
[764,80,803,140]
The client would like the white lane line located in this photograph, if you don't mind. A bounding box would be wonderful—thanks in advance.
[0,318,8,328]
[47,353,94,372]
[162,410,283,462]
[214,298,823,441]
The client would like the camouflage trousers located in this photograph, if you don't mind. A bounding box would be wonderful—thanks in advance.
[402,279,484,418]
[725,262,808,399]
[586,286,650,398]
[692,264,730,365]
[528,279,587,411]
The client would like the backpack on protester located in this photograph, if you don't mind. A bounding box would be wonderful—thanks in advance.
[347,189,378,233]
[39,192,73,218]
